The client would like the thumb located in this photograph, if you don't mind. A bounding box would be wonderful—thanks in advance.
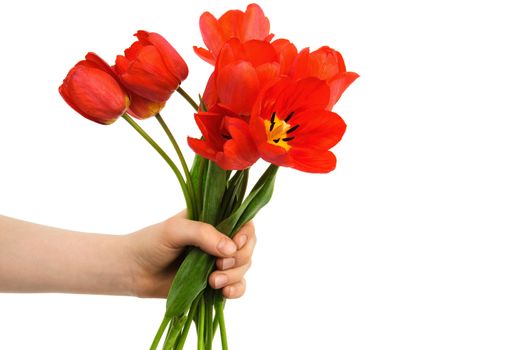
[164,215,237,258]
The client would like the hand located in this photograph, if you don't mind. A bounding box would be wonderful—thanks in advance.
[126,211,256,299]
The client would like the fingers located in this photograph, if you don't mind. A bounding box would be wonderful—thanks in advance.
[211,222,256,298]
[216,221,256,270]
[163,215,237,258]
[222,279,246,299]
[209,264,250,295]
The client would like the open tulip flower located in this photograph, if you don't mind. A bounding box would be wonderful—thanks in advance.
[59,3,358,350]
[250,78,346,173]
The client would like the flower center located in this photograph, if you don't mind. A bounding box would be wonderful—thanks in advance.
[264,112,299,151]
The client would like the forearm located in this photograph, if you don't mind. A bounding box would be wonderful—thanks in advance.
[0,215,134,296]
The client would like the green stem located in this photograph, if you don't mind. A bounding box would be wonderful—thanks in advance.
[205,291,214,350]
[212,314,219,338]
[155,113,197,218]
[122,114,194,219]
[150,316,170,350]
[216,298,228,350]
[176,86,199,111]
[163,316,186,350]
[198,297,206,350]
[174,298,200,350]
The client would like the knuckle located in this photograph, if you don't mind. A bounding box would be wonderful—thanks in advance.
[198,223,215,239]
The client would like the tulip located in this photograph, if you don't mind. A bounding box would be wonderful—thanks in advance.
[188,105,259,170]
[194,3,273,64]
[115,30,188,104]
[202,38,280,116]
[290,46,359,110]
[250,78,346,173]
[59,53,129,125]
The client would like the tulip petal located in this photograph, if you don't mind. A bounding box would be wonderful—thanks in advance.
[224,117,259,165]
[288,148,337,173]
[241,4,270,42]
[272,39,298,75]
[243,40,278,67]
[144,31,189,83]
[216,61,259,115]
[193,46,216,65]
[327,72,359,110]
[307,47,344,80]
[128,92,165,119]
[120,46,175,101]
[257,141,292,168]
[290,109,347,150]
[217,10,244,39]
[199,11,224,59]
[188,137,219,161]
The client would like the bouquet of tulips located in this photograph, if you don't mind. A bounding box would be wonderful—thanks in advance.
[59,3,358,349]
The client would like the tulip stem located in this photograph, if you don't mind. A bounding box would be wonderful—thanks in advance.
[122,114,194,219]
[197,296,206,350]
[150,316,170,350]
[155,113,198,218]
[215,297,228,350]
[174,297,199,350]
[177,86,199,111]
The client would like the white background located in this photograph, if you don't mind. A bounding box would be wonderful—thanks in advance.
[1,0,524,349]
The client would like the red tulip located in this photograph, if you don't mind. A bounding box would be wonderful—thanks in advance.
[115,30,188,105]
[289,46,359,110]
[202,38,280,116]
[188,105,259,170]
[250,78,346,173]
[59,53,129,125]
[194,3,273,64]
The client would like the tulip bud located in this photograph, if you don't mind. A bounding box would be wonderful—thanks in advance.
[59,53,129,125]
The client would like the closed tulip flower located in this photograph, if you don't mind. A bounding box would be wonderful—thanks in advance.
[115,30,188,104]
[59,53,129,125]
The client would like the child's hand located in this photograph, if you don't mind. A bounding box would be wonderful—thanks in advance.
[126,211,256,299]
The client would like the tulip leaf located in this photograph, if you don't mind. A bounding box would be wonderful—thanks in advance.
[216,164,278,237]
[219,169,250,220]
[189,154,208,219]
[165,248,215,318]
[200,161,228,225]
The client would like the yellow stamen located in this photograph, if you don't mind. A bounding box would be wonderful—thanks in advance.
[264,113,293,151]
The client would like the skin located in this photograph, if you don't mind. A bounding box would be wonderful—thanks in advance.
[0,212,255,299]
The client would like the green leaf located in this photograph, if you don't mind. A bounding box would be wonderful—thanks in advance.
[216,165,278,237]
[189,154,208,219]
[165,248,215,318]
[219,169,250,221]
[200,161,228,225]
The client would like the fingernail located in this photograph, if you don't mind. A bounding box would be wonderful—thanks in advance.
[221,258,235,270]
[238,235,248,249]
[226,285,235,296]
[218,239,236,255]
[214,274,228,288]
